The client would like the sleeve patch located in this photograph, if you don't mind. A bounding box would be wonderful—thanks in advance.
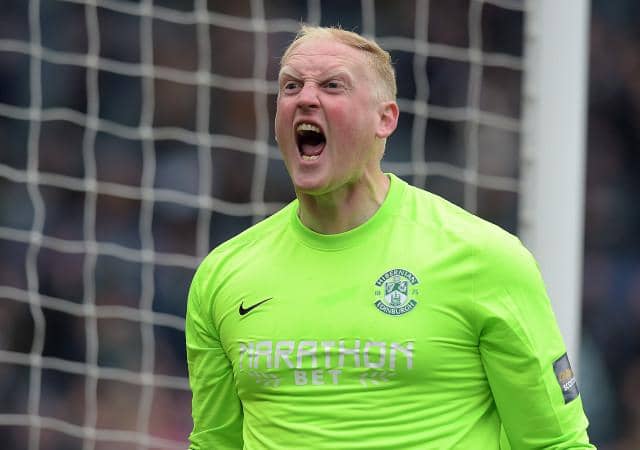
[553,353,579,404]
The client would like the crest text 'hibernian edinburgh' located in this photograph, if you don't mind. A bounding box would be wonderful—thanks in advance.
[374,269,419,316]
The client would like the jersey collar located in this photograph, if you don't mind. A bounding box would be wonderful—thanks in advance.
[289,173,407,251]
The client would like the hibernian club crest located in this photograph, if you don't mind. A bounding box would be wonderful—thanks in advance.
[374,269,419,316]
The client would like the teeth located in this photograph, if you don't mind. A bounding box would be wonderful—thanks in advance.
[301,154,320,161]
[296,123,321,133]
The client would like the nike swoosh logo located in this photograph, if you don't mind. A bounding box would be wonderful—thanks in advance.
[239,297,273,316]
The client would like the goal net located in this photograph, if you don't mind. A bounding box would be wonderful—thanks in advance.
[0,0,586,449]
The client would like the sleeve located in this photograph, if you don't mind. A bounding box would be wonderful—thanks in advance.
[474,231,594,450]
[186,265,244,450]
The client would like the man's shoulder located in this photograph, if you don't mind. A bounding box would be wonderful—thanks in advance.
[401,184,542,298]
[412,187,537,279]
[400,182,519,250]
[198,200,296,271]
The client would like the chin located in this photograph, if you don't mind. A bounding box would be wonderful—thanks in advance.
[291,172,333,195]
[292,180,328,195]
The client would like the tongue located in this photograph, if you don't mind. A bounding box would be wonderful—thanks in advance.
[301,142,324,156]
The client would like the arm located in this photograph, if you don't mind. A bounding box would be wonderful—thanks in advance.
[476,232,593,449]
[186,267,243,450]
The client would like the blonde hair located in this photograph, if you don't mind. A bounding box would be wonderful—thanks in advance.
[280,25,397,101]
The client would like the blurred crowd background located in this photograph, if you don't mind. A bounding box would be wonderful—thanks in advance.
[0,1,637,449]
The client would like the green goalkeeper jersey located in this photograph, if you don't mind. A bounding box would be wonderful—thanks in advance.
[186,174,593,450]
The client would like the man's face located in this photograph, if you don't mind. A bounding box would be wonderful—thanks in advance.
[275,38,385,195]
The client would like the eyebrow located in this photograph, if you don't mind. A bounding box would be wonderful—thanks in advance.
[278,67,354,82]
[278,67,299,81]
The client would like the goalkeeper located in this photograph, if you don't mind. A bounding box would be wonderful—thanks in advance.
[186,25,594,449]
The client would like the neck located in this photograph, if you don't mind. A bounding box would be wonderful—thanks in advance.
[296,170,390,234]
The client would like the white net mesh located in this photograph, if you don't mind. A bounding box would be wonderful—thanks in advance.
[0,0,526,448]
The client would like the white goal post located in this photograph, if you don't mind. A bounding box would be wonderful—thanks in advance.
[520,0,590,371]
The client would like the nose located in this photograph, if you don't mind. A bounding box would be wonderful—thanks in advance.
[296,83,320,110]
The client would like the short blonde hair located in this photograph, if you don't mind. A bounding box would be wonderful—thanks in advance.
[280,25,397,101]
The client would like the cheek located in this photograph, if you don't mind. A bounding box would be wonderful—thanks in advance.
[274,103,290,138]
[330,105,373,144]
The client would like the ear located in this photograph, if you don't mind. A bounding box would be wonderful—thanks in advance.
[274,109,279,143]
[375,101,399,139]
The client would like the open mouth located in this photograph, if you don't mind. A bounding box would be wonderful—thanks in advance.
[295,123,326,161]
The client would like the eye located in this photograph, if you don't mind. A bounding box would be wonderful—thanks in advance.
[282,81,301,93]
[324,80,342,89]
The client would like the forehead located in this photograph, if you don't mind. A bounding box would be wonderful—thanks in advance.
[279,38,371,78]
